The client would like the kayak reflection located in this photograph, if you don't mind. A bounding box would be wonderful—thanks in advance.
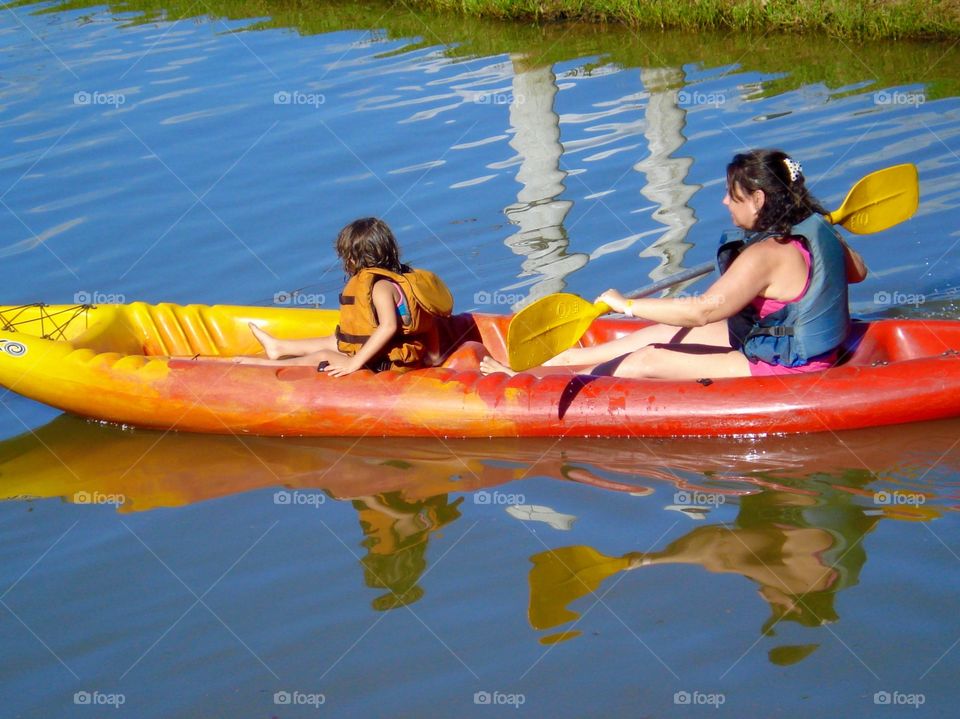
[2,416,957,625]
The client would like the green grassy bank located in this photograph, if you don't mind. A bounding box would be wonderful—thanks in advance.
[26,0,960,96]
[412,0,960,39]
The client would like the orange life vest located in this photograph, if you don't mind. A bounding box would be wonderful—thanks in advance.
[335,267,454,370]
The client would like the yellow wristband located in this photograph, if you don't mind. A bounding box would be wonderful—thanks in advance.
[625,300,634,317]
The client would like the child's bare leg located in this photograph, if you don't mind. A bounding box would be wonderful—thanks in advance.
[248,322,337,359]
[234,348,346,367]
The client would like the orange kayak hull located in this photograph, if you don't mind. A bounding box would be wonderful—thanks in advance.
[0,303,958,437]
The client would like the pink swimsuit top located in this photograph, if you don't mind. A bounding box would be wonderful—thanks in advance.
[752,239,811,318]
[748,239,838,376]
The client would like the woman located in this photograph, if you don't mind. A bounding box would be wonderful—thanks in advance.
[480,149,868,379]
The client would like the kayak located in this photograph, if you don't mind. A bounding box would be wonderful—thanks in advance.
[0,302,959,437]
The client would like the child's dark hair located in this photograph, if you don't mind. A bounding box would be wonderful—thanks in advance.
[336,217,408,275]
[726,149,827,235]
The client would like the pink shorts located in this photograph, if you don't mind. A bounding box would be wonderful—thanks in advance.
[748,351,838,377]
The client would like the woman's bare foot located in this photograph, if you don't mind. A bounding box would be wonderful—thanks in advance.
[479,356,517,377]
[248,322,284,360]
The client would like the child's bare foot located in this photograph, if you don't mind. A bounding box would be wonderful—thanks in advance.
[248,322,284,360]
[479,356,517,377]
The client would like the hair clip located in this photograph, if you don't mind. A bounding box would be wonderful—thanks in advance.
[783,157,803,183]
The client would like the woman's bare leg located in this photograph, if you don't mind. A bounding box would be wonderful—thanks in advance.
[601,343,751,379]
[479,320,734,376]
[544,320,730,367]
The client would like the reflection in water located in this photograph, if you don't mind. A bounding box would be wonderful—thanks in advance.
[350,492,463,610]
[499,57,587,305]
[586,66,699,284]
[1,416,956,635]
[634,67,698,284]
[527,472,920,663]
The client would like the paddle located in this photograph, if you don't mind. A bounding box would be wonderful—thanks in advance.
[506,163,920,371]
[528,545,636,631]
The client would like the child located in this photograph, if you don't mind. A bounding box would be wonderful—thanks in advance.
[240,218,453,377]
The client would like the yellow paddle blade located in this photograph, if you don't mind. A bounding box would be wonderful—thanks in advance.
[826,163,918,234]
[528,545,630,630]
[507,295,608,371]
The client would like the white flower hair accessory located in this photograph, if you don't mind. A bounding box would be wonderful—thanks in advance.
[783,157,803,183]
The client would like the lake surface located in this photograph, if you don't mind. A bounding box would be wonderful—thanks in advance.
[1,1,960,716]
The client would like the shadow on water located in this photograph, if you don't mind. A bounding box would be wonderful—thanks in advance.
[1,414,957,659]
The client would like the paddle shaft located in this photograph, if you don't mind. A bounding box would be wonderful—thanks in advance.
[622,261,715,302]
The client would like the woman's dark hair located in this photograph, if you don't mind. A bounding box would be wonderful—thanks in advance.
[335,217,407,275]
[726,149,827,235]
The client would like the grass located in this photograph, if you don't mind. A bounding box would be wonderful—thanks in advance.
[412,0,960,39]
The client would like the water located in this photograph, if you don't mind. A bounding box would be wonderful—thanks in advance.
[1,1,960,716]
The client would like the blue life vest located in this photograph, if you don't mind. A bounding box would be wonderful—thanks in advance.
[716,214,850,367]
